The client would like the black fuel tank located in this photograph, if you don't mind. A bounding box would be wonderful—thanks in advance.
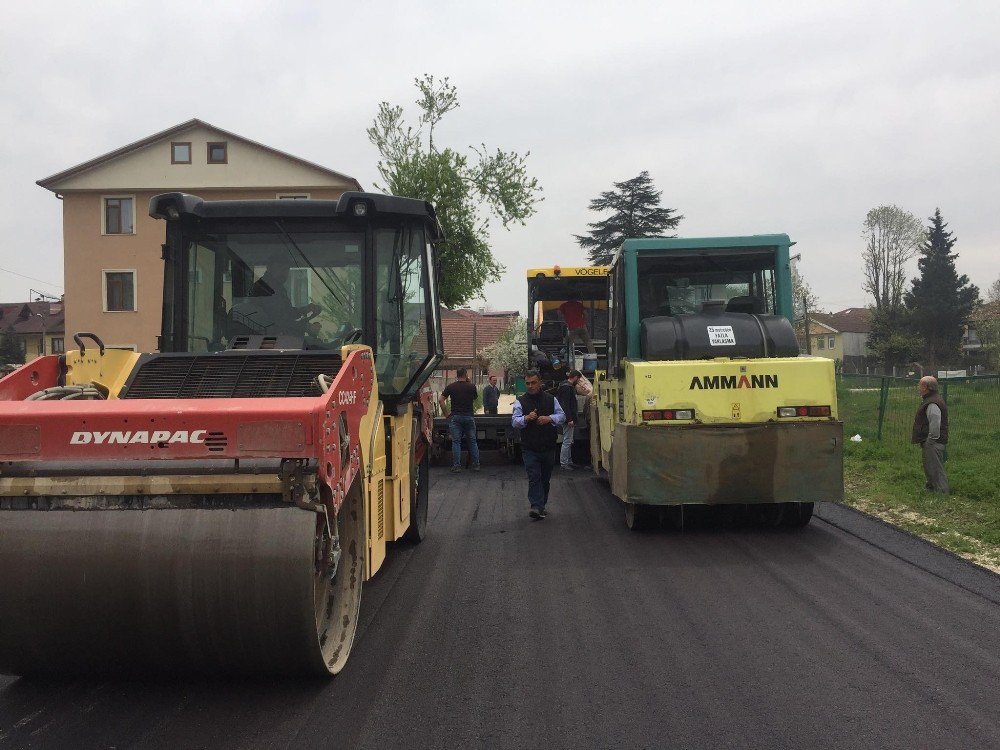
[640,300,799,360]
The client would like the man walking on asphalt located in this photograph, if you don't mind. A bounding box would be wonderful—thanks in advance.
[483,374,500,416]
[512,369,566,519]
[557,370,581,470]
[912,375,949,493]
[439,367,481,473]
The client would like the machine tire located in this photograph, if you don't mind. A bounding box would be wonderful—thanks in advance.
[625,502,657,531]
[781,502,814,528]
[313,478,366,675]
[403,418,430,544]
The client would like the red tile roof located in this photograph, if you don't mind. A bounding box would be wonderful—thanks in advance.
[810,308,871,334]
[0,301,65,335]
[969,300,1000,324]
[439,309,519,367]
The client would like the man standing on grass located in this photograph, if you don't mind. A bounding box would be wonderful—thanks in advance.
[439,367,481,474]
[911,375,949,494]
[512,369,566,519]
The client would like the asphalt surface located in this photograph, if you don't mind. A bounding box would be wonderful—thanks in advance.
[2,465,999,749]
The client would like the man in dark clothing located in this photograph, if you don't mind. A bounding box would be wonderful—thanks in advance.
[911,375,949,493]
[249,263,322,334]
[439,368,481,473]
[512,369,566,519]
[483,375,500,416]
[556,370,581,470]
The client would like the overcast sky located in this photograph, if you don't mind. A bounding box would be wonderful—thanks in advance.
[2,0,997,314]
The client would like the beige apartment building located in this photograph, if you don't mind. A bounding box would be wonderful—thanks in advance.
[38,119,362,352]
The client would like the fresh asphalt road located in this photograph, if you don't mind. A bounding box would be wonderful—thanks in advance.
[2,465,999,749]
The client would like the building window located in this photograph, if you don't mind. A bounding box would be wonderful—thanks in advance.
[207,142,228,164]
[828,335,835,349]
[51,337,65,353]
[104,197,134,235]
[171,142,192,164]
[278,193,310,199]
[104,270,136,312]
[816,336,825,350]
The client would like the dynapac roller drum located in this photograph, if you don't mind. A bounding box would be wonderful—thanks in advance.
[0,192,443,675]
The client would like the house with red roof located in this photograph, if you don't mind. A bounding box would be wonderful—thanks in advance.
[0,300,65,365]
[806,308,871,373]
[963,300,1000,371]
[428,307,519,393]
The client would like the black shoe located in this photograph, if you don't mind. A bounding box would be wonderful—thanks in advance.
[472,464,481,472]
[529,507,542,520]
[560,464,574,471]
[540,508,548,518]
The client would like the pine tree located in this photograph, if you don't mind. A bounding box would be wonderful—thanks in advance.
[904,209,979,371]
[574,172,683,265]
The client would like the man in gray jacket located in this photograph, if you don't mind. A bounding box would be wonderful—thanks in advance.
[911,376,949,494]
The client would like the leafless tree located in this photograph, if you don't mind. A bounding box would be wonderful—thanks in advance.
[791,260,820,319]
[861,205,925,312]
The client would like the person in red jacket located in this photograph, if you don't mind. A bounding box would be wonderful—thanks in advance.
[558,294,596,354]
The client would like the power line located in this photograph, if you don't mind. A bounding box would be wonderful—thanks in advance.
[0,266,63,290]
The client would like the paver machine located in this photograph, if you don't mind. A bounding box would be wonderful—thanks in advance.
[524,265,609,463]
[0,192,444,675]
[431,266,610,465]
[591,236,843,529]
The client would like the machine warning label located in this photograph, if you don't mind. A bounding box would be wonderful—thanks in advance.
[707,326,736,346]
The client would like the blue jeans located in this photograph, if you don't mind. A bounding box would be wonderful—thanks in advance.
[449,414,480,468]
[522,447,557,510]
[560,423,575,466]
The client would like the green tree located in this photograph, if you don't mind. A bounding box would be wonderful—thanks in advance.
[791,260,821,320]
[904,209,979,371]
[0,334,24,367]
[860,204,925,370]
[574,172,683,265]
[861,204,925,313]
[480,317,527,380]
[866,306,920,371]
[367,75,543,308]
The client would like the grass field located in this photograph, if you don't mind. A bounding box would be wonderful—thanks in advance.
[838,376,1000,572]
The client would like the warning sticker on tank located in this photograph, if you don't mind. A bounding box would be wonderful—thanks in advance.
[706,326,736,346]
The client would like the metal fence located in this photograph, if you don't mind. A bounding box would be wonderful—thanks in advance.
[838,374,1000,447]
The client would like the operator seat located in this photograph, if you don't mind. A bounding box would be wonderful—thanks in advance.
[536,320,567,343]
[725,296,765,314]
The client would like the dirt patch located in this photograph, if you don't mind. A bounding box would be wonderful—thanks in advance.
[850,495,1000,574]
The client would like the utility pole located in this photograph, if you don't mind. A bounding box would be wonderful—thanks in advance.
[34,312,46,356]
